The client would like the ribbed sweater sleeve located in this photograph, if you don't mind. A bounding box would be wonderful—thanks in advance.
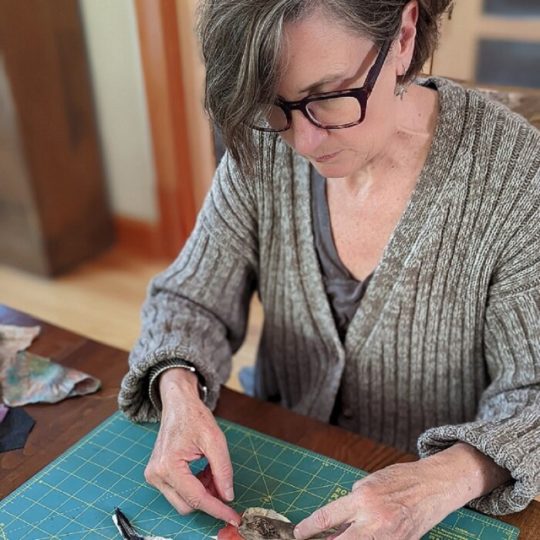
[418,149,540,514]
[118,154,258,421]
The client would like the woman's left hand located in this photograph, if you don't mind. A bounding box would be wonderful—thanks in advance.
[293,459,464,540]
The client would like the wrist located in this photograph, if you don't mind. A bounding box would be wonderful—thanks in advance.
[425,442,511,508]
[159,368,200,405]
[148,359,209,413]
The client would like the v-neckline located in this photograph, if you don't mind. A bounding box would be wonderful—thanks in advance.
[292,77,468,355]
[311,167,371,283]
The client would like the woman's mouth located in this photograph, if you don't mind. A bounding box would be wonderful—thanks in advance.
[314,150,342,163]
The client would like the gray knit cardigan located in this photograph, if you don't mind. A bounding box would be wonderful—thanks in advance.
[119,78,540,516]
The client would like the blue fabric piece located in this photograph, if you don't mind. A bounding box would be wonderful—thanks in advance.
[0,407,35,453]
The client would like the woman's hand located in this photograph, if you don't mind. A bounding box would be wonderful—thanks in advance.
[293,461,451,539]
[144,368,241,525]
[294,443,512,540]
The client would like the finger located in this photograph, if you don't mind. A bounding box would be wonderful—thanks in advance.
[153,464,240,525]
[326,523,352,540]
[157,482,195,515]
[294,499,354,540]
[162,480,239,525]
[196,465,221,499]
[170,469,241,525]
[203,431,235,502]
[327,523,372,540]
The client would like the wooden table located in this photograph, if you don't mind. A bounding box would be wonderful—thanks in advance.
[1,305,539,537]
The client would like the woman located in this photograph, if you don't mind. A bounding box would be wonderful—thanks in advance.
[119,0,540,537]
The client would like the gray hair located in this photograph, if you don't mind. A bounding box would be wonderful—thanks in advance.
[197,0,454,177]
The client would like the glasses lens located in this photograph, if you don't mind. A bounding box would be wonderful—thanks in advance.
[306,96,362,128]
[252,104,288,132]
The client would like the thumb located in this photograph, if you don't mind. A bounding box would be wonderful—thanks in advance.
[203,432,235,502]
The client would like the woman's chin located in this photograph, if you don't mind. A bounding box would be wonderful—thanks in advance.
[310,160,353,179]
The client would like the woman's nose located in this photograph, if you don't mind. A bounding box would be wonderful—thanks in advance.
[288,111,327,155]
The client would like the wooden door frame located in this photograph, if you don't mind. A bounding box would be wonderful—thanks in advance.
[134,0,197,259]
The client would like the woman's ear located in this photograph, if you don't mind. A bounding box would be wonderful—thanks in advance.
[395,0,419,76]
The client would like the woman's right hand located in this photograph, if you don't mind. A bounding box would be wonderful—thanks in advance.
[144,368,241,525]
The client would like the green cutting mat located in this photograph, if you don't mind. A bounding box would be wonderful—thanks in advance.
[0,412,519,539]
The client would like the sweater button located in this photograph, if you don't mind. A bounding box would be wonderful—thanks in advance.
[342,407,353,419]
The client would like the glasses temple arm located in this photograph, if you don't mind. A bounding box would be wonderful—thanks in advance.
[364,40,392,95]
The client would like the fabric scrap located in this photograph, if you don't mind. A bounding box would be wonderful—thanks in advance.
[2,351,101,407]
[0,407,35,453]
[0,324,40,359]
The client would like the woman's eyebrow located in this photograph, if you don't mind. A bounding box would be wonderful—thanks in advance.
[299,73,347,94]
[297,50,376,96]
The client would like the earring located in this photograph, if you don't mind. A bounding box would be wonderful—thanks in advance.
[394,64,409,99]
[394,82,408,99]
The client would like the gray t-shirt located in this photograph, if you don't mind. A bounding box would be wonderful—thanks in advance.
[311,167,373,341]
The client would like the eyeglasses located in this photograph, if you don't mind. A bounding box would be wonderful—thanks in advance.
[251,41,391,133]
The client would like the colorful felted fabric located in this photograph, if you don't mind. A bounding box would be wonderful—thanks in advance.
[2,351,101,407]
[0,324,40,359]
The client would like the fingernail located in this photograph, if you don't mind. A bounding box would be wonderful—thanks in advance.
[225,487,235,501]
[229,519,240,527]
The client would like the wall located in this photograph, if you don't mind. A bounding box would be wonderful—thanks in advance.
[79,0,158,223]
